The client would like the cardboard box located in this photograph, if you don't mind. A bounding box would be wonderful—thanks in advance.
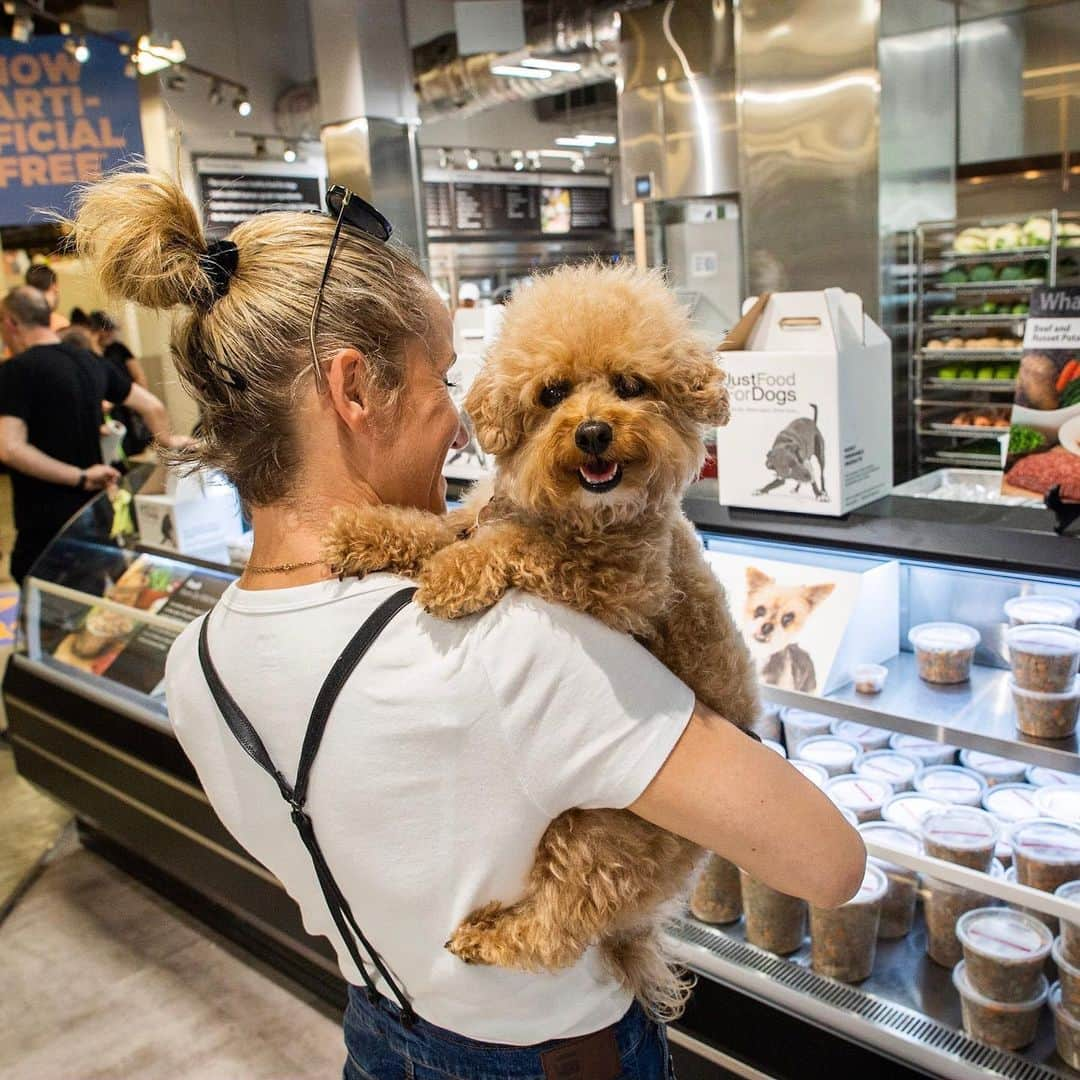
[134,468,244,565]
[714,289,893,516]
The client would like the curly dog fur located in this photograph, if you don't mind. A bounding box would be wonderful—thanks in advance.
[324,263,760,1019]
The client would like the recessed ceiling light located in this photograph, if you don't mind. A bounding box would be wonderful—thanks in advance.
[520,57,582,73]
[490,64,553,80]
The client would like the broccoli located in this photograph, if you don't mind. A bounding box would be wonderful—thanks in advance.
[1008,425,1046,456]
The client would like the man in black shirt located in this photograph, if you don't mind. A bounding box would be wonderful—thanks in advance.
[0,285,181,583]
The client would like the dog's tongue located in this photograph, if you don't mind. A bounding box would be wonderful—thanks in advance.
[580,459,618,484]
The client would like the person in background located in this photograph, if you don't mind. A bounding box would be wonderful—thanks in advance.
[0,285,187,583]
[24,264,69,332]
[89,311,153,456]
[59,325,96,352]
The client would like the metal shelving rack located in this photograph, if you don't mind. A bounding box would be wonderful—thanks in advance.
[910,211,1080,476]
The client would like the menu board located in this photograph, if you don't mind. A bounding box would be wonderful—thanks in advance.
[425,182,453,232]
[196,157,325,240]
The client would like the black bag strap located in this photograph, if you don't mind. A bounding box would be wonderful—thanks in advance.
[197,585,418,1025]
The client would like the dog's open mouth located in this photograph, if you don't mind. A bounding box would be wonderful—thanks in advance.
[577,458,623,493]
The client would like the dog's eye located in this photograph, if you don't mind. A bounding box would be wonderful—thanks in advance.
[613,373,646,399]
[781,612,795,627]
[753,606,766,619]
[539,381,571,408]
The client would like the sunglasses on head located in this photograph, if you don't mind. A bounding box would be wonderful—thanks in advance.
[308,185,394,389]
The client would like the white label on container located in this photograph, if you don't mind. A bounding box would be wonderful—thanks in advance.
[925,812,995,848]
[963,912,1048,959]
[803,739,858,769]
[831,778,888,809]
[1014,822,1080,862]
[791,761,828,787]
[850,864,887,905]
[986,787,1039,821]
[965,752,1022,777]
[860,755,917,783]
[1029,768,1078,787]
[1035,787,1080,823]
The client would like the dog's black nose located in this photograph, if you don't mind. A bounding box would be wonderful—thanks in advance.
[760,622,773,636]
[575,420,613,456]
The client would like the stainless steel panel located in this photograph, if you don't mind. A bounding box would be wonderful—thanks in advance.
[618,85,666,199]
[957,16,1025,164]
[736,0,881,306]
[662,76,739,199]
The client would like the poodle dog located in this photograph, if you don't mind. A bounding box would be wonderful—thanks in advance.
[324,263,760,1019]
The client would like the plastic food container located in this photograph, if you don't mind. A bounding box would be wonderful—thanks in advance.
[790,759,829,788]
[952,961,1047,1050]
[1034,785,1080,824]
[889,733,957,767]
[1053,935,1080,1017]
[957,907,1053,1003]
[809,863,887,982]
[797,736,862,778]
[1010,677,1080,740]
[960,750,1027,789]
[856,750,922,793]
[908,622,980,684]
[762,738,787,758]
[1004,595,1080,629]
[830,718,891,752]
[1026,765,1080,788]
[1051,983,1080,1069]
[859,822,922,939]
[983,783,1041,824]
[780,708,833,756]
[1057,881,1080,967]
[740,870,807,955]
[750,704,783,743]
[1006,624,1080,693]
[852,664,888,696]
[689,854,742,925]
[1013,819,1080,895]
[924,860,1004,968]
[915,765,988,808]
[825,774,891,824]
[881,792,948,830]
[837,807,859,828]
[921,806,999,871]
[1004,866,1058,933]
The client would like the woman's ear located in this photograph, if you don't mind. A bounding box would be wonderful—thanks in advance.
[463,362,523,455]
[325,347,369,431]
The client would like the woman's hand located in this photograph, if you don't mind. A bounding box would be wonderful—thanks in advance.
[629,700,867,909]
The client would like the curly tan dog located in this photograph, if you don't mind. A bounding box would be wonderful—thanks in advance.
[324,262,759,1019]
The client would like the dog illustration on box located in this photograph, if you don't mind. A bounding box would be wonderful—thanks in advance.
[754,403,829,501]
[745,567,835,693]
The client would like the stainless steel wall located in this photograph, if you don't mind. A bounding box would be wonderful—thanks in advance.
[736,0,881,307]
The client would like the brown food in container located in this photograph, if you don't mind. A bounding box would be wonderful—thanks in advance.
[809,864,887,982]
[689,854,742,925]
[921,806,999,872]
[740,870,806,955]
[957,907,1053,1003]
[1053,935,1080,1017]
[908,622,980,685]
[859,822,922,939]
[1013,819,1080,895]
[1056,881,1080,967]
[1006,625,1080,693]
[914,765,987,808]
[1010,677,1080,740]
[952,961,1047,1050]
[1004,866,1058,934]
[924,861,1004,968]
[1051,983,1080,1070]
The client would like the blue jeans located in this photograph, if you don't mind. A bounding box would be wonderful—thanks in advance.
[342,987,675,1080]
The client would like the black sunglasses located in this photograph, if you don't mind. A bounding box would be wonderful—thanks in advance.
[308,185,394,388]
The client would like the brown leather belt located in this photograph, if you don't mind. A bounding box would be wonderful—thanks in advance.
[540,1022,622,1080]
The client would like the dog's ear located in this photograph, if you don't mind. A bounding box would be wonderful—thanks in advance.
[463,363,523,456]
[746,567,772,593]
[805,582,835,609]
[681,347,730,427]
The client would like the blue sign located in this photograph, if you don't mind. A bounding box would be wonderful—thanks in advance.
[0,35,144,225]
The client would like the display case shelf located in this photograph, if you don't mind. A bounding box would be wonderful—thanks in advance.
[928,280,1046,295]
[923,378,1017,392]
[927,315,1027,325]
[918,426,1012,438]
[937,245,1051,262]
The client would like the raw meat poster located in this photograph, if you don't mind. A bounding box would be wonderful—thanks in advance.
[1001,287,1080,500]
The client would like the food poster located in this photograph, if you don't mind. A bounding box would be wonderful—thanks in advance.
[1001,287,1080,501]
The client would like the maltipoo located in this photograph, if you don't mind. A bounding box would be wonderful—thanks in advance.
[325,262,759,1018]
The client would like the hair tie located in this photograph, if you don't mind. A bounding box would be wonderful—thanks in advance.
[199,239,239,302]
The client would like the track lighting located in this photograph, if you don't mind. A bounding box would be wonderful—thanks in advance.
[282,144,297,163]
[10,14,32,43]
[208,80,224,106]
[253,137,267,160]
[465,148,479,171]
[73,38,90,63]
[234,92,252,117]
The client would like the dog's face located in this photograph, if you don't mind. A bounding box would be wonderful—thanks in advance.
[464,264,728,524]
[744,567,834,653]
[765,444,813,483]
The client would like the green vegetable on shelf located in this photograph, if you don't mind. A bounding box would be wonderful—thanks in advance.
[998,265,1027,281]
[976,366,995,380]
[942,268,969,284]
[1008,425,1046,456]
[1061,378,1080,408]
[994,365,1015,379]
[959,367,977,380]
[978,301,998,314]
[937,366,959,380]
[1012,303,1029,315]
[969,264,996,282]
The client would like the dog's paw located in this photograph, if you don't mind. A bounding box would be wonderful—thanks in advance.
[415,580,488,620]
[816,492,830,503]
[323,506,398,578]
[445,902,506,965]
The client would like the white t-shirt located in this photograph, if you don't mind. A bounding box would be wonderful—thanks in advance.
[165,573,694,1045]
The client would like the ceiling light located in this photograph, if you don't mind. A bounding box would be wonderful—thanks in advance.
[527,151,541,171]
[59,21,71,35]
[1023,169,1042,180]
[283,144,297,163]
[520,57,582,73]
[73,39,90,63]
[539,148,586,160]
[10,15,32,43]
[135,33,186,74]
[579,133,615,145]
[234,92,252,117]
[513,157,525,171]
[465,148,479,170]
[490,64,553,80]
[555,137,594,148]
[208,79,224,106]
[438,147,450,169]
[571,156,585,173]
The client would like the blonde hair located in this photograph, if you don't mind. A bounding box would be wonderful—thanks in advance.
[69,171,432,506]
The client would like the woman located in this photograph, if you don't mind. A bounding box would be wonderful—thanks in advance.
[89,310,153,455]
[71,171,865,1079]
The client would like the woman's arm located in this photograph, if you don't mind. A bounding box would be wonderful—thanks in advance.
[125,356,150,389]
[629,700,866,909]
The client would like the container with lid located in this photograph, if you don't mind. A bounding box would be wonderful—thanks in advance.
[689,854,742,925]
[855,750,921,793]
[908,622,980,684]
[921,806,999,872]
[952,961,1047,1050]
[1004,866,1058,933]
[837,807,859,828]
[959,750,1027,789]
[1006,624,1080,693]
[957,907,1053,1003]
[1004,594,1080,629]
[830,718,891,752]
[1010,677,1080,741]
[825,774,891,824]
[983,783,1041,823]
[859,822,922,939]
[1051,983,1080,1069]
[740,870,806,956]
[881,792,947,830]
[762,738,787,758]
[1057,882,1080,967]
[914,765,987,808]
[796,735,861,778]
[852,664,888,695]
[888,733,957,767]
[924,860,1005,968]
[1012,819,1080,895]
[1053,935,1080,1018]
[780,708,832,756]
[790,759,829,788]
[809,863,887,982]
[1034,785,1080,824]
[1026,765,1080,788]
[750,703,782,743]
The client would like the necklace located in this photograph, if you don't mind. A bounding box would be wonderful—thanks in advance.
[243,557,327,575]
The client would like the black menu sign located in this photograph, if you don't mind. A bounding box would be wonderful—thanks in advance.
[196,158,324,240]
